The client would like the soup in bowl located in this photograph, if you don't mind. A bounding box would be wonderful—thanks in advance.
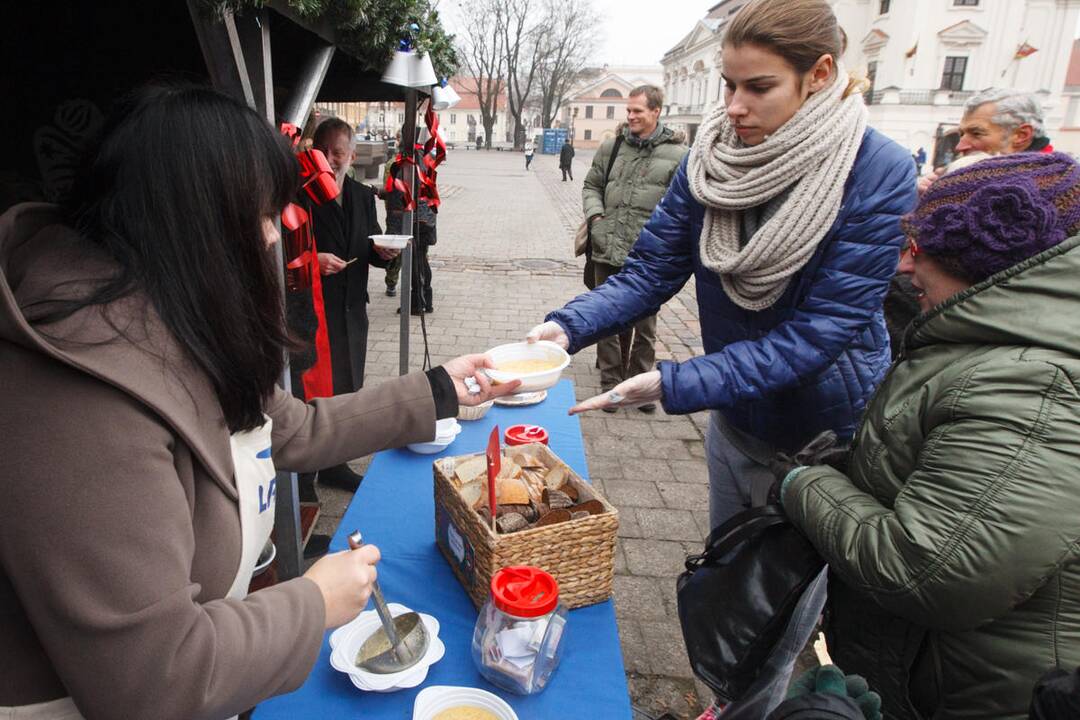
[483,341,571,393]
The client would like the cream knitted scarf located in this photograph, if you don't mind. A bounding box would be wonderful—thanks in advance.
[688,68,868,310]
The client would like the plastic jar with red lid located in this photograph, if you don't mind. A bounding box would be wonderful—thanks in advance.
[503,424,549,446]
[471,565,568,694]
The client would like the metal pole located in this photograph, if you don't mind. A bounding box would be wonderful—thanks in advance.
[398,88,419,376]
[281,44,335,128]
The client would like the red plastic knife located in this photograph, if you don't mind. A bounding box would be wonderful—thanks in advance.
[486,425,500,531]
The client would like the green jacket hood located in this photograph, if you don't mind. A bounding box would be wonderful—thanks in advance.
[906,234,1080,358]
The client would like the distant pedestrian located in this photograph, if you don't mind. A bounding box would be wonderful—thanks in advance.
[524,140,535,169]
[559,140,575,181]
[914,146,926,175]
[475,135,483,151]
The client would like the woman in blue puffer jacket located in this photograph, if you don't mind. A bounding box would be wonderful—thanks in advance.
[531,0,915,533]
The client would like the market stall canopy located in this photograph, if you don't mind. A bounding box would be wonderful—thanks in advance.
[2,0,445,211]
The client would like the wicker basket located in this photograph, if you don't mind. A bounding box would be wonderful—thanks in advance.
[456,400,494,421]
[433,442,618,610]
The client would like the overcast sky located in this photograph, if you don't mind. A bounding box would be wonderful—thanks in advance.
[439,0,707,68]
[439,1,1080,69]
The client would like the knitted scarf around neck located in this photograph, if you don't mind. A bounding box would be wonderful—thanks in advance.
[688,68,868,310]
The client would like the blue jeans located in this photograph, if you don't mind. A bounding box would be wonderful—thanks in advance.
[706,412,828,718]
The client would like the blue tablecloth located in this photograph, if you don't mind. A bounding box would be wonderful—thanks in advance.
[256,379,631,719]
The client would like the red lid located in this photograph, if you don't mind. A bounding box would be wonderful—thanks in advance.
[490,566,559,617]
[504,424,549,446]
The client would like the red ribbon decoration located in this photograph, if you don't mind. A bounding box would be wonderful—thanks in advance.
[297,149,340,204]
[280,122,302,148]
[384,152,417,212]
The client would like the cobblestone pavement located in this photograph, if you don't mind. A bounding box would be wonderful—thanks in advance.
[313,148,714,718]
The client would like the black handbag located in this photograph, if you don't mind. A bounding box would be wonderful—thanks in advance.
[677,502,826,703]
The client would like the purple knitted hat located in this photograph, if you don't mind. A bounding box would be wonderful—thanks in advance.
[901,152,1080,284]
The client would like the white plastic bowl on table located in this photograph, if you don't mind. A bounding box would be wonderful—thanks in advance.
[370,234,411,250]
[329,604,445,693]
[407,420,461,454]
[412,686,519,720]
[483,341,571,393]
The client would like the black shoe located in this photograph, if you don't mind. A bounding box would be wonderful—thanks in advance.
[638,403,657,414]
[602,406,618,414]
[386,285,397,297]
[303,533,332,560]
[425,305,434,313]
[318,464,363,492]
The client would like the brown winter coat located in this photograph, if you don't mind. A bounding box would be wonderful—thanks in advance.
[0,203,438,719]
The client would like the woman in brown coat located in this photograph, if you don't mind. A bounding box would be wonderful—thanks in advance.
[0,85,515,720]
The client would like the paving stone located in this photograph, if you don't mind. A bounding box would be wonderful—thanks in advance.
[617,619,650,674]
[613,574,673,620]
[622,538,690,578]
[637,508,704,542]
[627,674,706,720]
[669,459,710,484]
[640,619,695,677]
[617,508,644,538]
[651,419,703,441]
[604,417,658,438]
[657,481,710,511]
[618,458,676,482]
[604,480,663,508]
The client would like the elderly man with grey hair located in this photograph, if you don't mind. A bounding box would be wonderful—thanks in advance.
[918,88,1052,194]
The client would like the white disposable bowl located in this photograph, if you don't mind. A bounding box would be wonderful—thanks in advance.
[435,417,459,437]
[484,341,570,393]
[370,234,411,250]
[413,686,518,720]
[407,434,457,454]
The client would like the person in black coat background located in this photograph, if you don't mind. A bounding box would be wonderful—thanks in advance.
[559,140,575,181]
[307,118,399,491]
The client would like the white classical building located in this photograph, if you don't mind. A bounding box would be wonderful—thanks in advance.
[662,0,1080,160]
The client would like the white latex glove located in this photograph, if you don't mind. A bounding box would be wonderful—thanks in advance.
[569,370,662,415]
[525,321,569,350]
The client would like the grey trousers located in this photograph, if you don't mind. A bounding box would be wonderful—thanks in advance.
[706,412,828,719]
[591,262,657,390]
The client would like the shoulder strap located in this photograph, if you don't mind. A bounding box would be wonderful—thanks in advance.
[685,505,789,570]
[603,134,624,186]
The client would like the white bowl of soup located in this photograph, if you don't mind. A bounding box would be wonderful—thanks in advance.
[413,686,518,720]
[483,341,571,393]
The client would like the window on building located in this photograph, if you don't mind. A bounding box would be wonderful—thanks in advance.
[940,56,968,91]
[953,0,979,5]
[450,114,456,125]
[468,114,475,124]
[879,0,890,14]
[606,106,615,119]
[600,88,623,98]
[584,129,592,140]
[585,105,593,119]
[397,113,404,123]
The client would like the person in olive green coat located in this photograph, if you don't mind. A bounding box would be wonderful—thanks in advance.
[780,153,1080,719]
[582,85,688,408]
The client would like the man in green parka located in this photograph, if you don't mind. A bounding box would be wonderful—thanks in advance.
[582,85,687,411]
[777,153,1080,719]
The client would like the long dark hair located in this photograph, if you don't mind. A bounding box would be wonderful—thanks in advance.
[61,84,299,432]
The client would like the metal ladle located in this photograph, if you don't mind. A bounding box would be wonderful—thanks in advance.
[347,530,430,674]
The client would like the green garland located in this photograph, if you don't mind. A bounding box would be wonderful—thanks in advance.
[199,0,458,77]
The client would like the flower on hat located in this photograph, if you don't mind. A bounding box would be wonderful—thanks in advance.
[968,179,1064,258]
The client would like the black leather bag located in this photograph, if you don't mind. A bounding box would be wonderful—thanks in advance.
[677,503,826,703]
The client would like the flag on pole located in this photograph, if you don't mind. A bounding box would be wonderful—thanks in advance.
[1015,42,1038,60]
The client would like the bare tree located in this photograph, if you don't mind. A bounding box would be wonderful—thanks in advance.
[457,1,505,149]
[498,0,545,149]
[535,0,599,129]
